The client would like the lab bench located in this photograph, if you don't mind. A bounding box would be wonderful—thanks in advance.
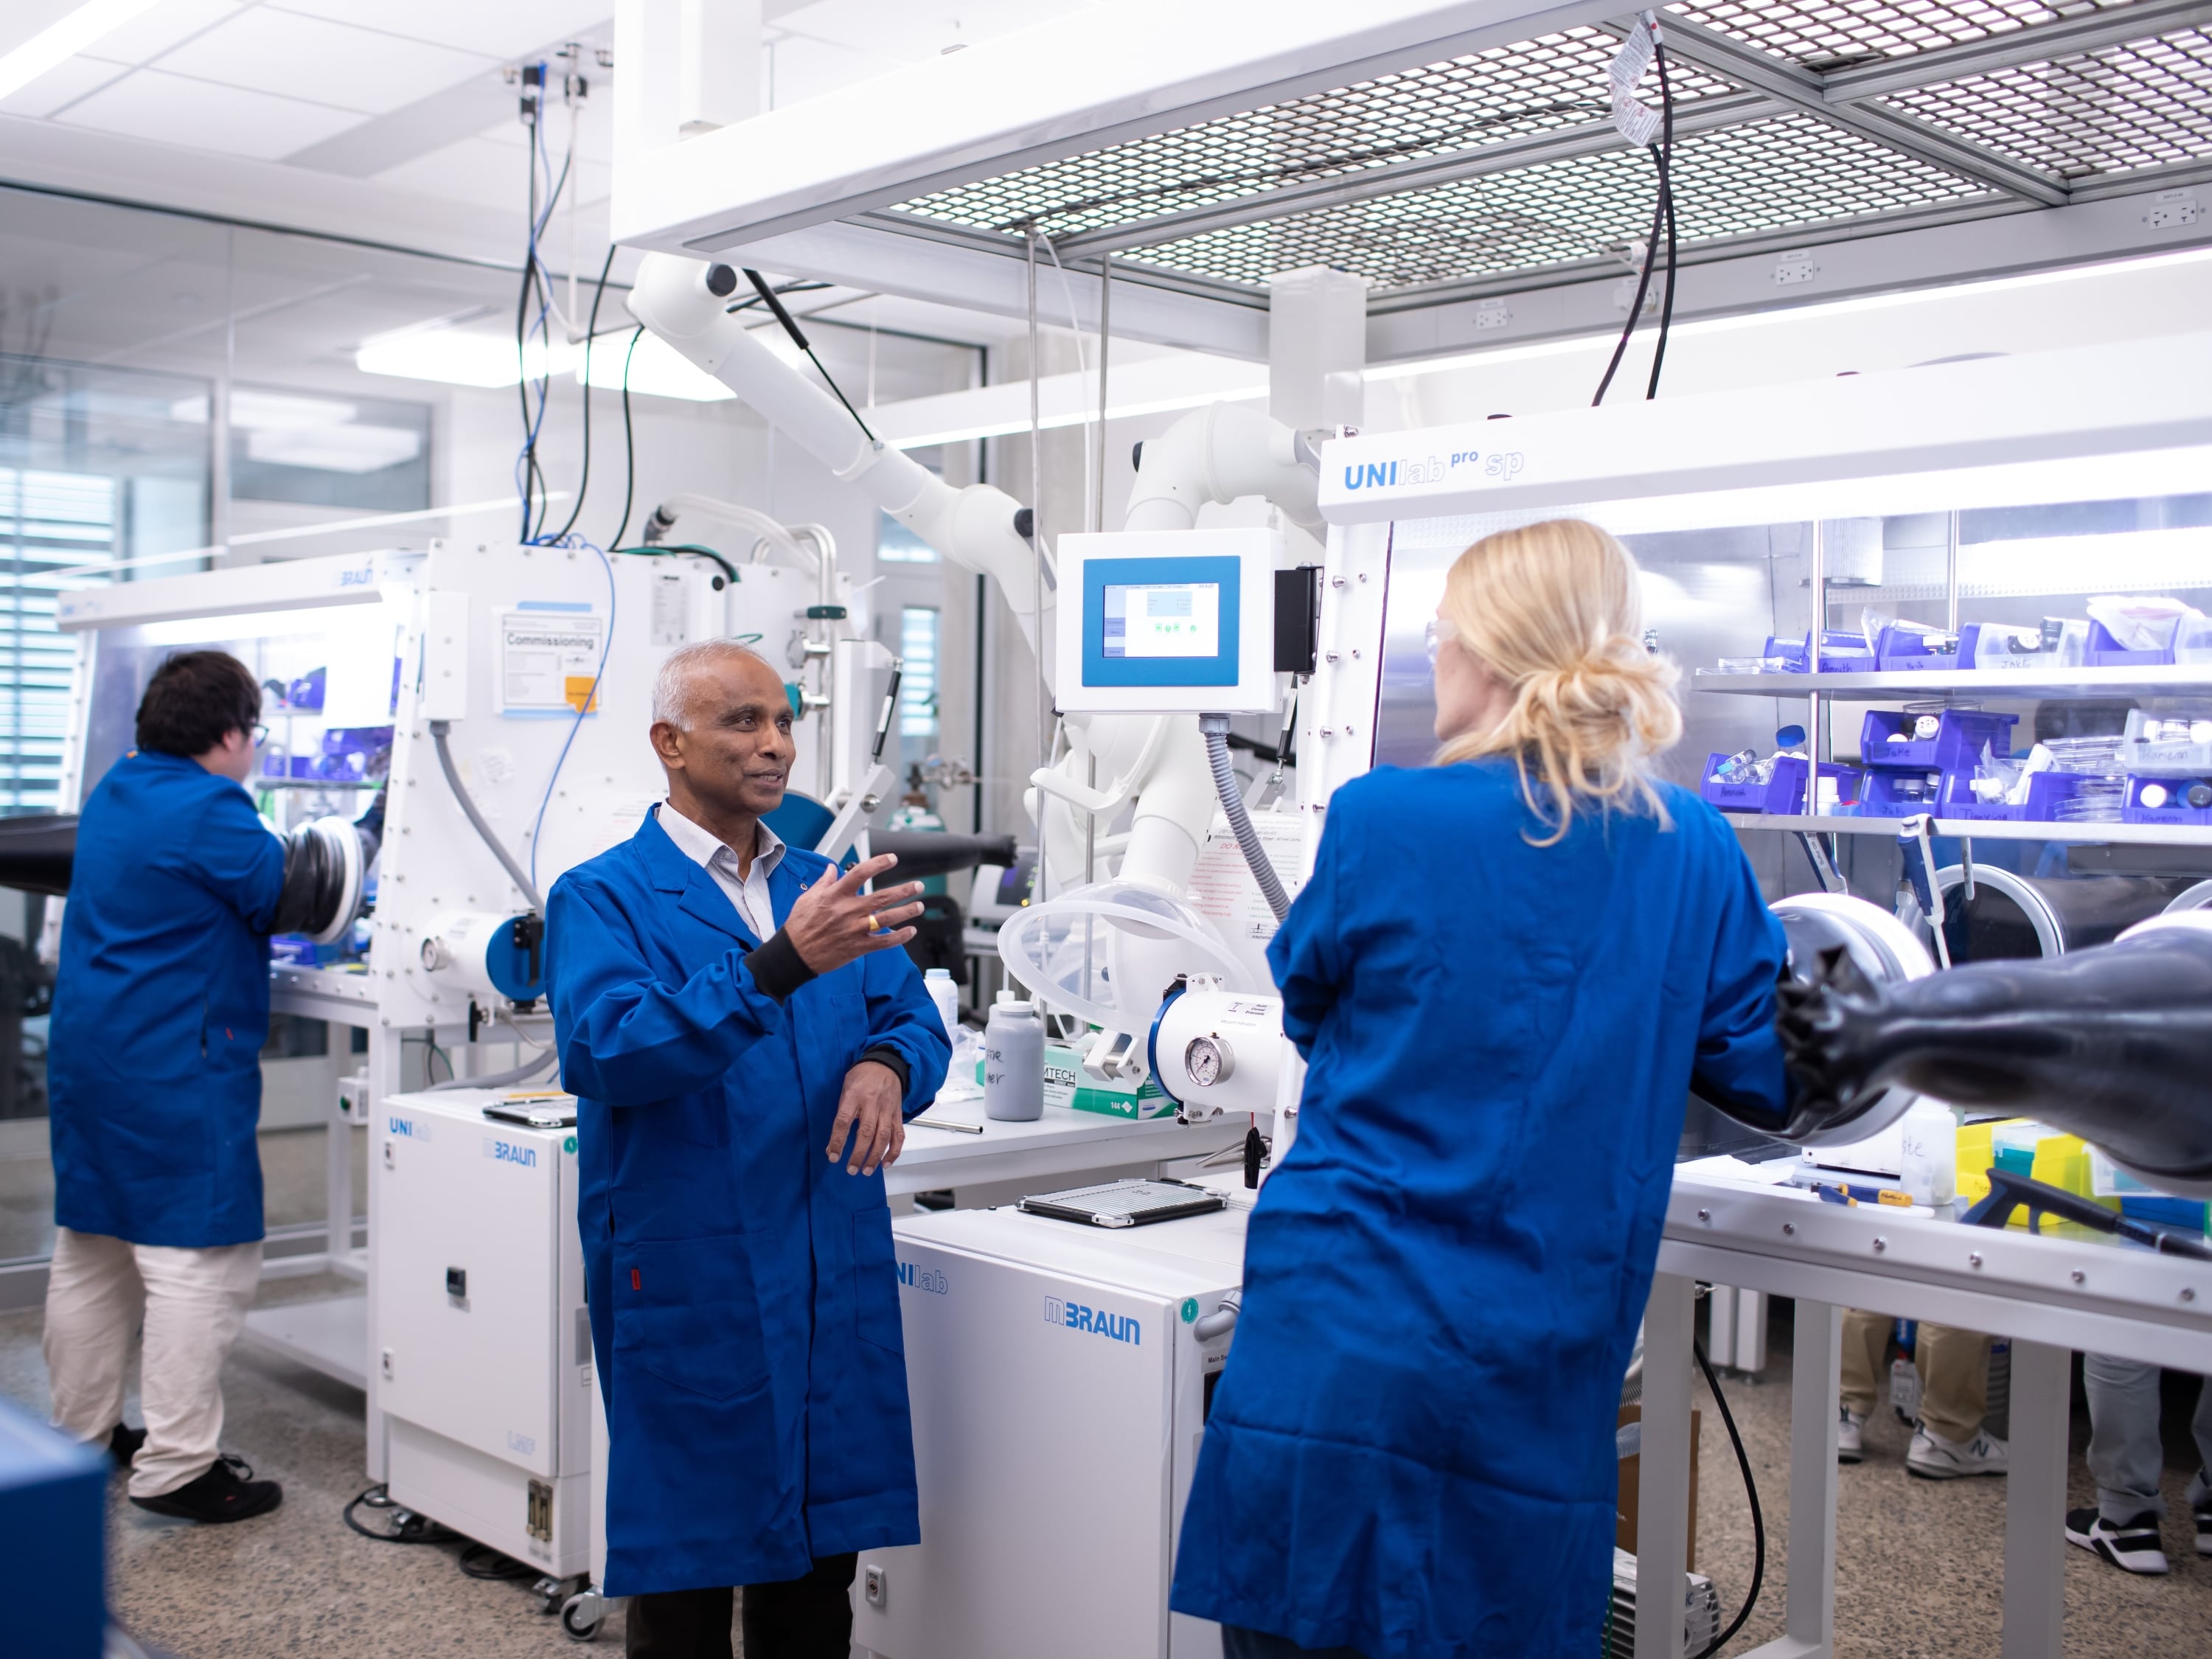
[1633,1168,2212,1659]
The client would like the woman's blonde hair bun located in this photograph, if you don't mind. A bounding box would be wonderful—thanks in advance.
[1435,518,1683,843]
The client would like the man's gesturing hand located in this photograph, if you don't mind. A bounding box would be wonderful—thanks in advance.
[784,854,924,975]
[827,1059,905,1175]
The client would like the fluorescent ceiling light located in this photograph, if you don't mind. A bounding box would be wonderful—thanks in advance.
[0,0,165,101]
[246,424,422,473]
[358,325,740,402]
[170,391,364,431]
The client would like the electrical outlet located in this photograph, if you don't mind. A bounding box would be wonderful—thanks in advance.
[1772,253,1819,287]
[863,1564,887,1607]
[2144,189,2199,229]
[1470,297,1512,333]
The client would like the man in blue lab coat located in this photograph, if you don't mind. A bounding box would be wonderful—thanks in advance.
[45,650,292,1523]
[548,639,950,1659]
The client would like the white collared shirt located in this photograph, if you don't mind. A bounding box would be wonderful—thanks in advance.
[656,801,787,942]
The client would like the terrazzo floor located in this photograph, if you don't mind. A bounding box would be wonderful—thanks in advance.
[2,1287,2208,1657]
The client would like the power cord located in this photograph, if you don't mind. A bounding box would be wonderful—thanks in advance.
[459,1542,538,1582]
[1643,35,1679,401]
[343,1484,456,1545]
[610,326,645,551]
[549,245,620,545]
[1593,15,1678,407]
[1690,1333,1766,1659]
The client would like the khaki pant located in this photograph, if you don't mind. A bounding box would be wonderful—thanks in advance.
[43,1226,262,1499]
[1839,1308,1990,1445]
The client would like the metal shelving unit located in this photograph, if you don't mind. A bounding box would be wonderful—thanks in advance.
[1719,812,2212,844]
[1694,666,2212,698]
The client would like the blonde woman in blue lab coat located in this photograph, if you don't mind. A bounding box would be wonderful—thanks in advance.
[1169,520,1792,1659]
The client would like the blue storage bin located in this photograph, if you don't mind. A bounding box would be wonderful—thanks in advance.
[1860,709,2016,774]
[1700,754,1861,815]
[2121,775,2212,825]
[1938,771,2083,822]
[2121,1194,2210,1234]
[1872,627,1964,672]
[2084,619,2176,668]
[1759,631,1876,673]
[1859,768,1947,818]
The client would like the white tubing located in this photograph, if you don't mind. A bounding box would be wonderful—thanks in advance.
[627,254,1051,675]
[644,494,815,567]
[1124,402,1323,536]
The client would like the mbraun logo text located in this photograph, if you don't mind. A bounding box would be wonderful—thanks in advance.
[1044,1295,1141,1346]
[389,1116,430,1141]
[897,1261,948,1295]
[482,1136,538,1169]
[337,564,375,587]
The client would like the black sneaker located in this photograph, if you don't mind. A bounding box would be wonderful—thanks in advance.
[129,1455,282,1525]
[2065,1506,2168,1575]
[2193,1478,2211,1558]
[108,1423,146,1472]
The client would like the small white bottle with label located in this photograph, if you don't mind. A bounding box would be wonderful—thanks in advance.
[1897,1099,1958,1208]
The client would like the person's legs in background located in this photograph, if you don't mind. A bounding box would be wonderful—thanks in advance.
[124,1238,279,1522]
[625,1585,734,1659]
[1836,1308,1889,1463]
[43,1227,145,1466]
[2069,1352,2173,1574]
[2189,1374,2212,1554]
[1906,1323,2006,1480]
[741,1554,858,1659]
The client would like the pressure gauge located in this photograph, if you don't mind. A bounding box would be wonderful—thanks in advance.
[1183,1035,1234,1088]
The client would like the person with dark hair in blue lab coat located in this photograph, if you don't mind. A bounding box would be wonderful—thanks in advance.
[44,650,382,1525]
[1169,521,1792,1659]
[548,639,950,1659]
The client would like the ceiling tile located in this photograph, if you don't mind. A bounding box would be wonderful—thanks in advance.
[156,8,497,115]
[78,0,245,67]
[267,0,616,60]
[0,52,128,119]
[373,133,537,213]
[54,68,362,159]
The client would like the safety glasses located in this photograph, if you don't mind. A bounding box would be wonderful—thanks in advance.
[1424,616,1459,669]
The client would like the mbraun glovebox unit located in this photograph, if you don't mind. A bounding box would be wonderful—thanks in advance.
[855,1200,1249,1659]
[374,1089,593,1581]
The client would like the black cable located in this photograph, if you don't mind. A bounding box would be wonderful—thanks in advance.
[459,1542,538,1582]
[739,266,877,442]
[1592,147,1668,408]
[1644,41,1680,401]
[343,1484,457,1545]
[610,324,644,552]
[1690,1336,1766,1659]
[613,543,742,585]
[552,244,619,544]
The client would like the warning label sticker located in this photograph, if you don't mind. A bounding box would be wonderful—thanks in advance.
[1186,810,1307,944]
[500,611,603,714]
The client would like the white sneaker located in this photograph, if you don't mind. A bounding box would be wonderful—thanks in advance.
[1906,1425,2008,1480]
[2067,1507,2169,1575]
[1837,1406,1867,1464]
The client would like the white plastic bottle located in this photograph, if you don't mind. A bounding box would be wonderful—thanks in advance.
[1898,1099,1958,1207]
[983,990,1044,1122]
[923,967,960,1089]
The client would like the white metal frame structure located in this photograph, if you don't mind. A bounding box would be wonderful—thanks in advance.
[613,0,2212,358]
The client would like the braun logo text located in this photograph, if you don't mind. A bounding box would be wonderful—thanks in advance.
[483,1136,538,1169]
[1044,1295,1141,1346]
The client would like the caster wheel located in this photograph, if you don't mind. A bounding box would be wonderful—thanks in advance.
[561,1590,605,1642]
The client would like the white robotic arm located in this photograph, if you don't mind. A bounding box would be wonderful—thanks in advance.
[625,256,1051,669]
[628,254,1318,1087]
